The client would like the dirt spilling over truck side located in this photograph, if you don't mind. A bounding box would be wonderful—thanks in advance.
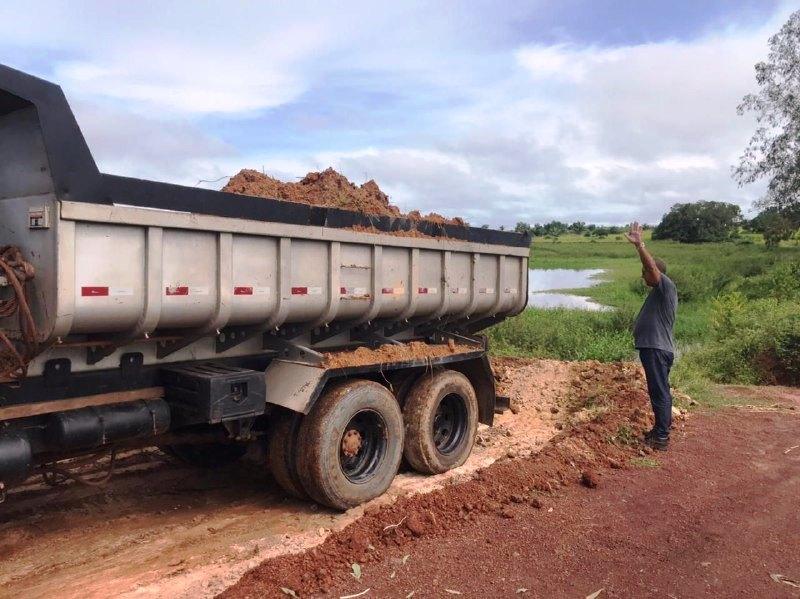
[223,168,465,227]
[322,341,475,369]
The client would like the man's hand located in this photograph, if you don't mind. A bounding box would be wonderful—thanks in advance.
[627,221,661,286]
[625,222,644,246]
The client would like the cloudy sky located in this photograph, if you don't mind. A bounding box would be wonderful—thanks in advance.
[1,0,796,226]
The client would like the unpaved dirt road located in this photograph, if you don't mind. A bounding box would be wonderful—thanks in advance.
[223,366,800,599]
[0,359,571,599]
[3,358,796,599]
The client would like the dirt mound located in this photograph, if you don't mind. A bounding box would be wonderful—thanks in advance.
[220,361,654,599]
[223,168,465,226]
[323,341,474,369]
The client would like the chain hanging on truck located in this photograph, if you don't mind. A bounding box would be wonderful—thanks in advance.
[0,245,39,381]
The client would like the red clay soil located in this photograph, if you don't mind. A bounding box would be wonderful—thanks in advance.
[322,341,475,369]
[223,381,800,598]
[223,168,465,226]
[220,361,656,598]
[324,405,800,599]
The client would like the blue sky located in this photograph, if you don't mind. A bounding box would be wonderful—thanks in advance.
[1,0,796,226]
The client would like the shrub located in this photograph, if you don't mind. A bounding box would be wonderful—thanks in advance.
[771,317,800,385]
[669,267,716,301]
[737,260,800,300]
[693,299,800,384]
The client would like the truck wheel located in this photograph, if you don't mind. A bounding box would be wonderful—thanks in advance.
[386,369,422,408]
[161,442,248,468]
[267,408,309,499]
[402,369,478,474]
[297,379,403,510]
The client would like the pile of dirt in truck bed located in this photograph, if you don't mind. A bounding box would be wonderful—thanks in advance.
[220,360,655,599]
[322,340,476,369]
[223,168,465,226]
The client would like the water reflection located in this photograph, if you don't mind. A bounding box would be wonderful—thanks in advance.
[528,268,610,311]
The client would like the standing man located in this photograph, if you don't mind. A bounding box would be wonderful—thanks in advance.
[626,222,678,451]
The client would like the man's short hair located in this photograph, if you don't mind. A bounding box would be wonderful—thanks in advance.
[654,258,667,274]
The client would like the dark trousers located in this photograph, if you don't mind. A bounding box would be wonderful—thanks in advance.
[639,348,674,438]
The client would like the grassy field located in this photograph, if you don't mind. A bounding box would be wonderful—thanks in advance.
[488,232,800,400]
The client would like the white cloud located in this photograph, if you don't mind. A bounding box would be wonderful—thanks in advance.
[52,25,330,115]
[0,1,790,225]
[655,155,718,171]
[515,44,622,82]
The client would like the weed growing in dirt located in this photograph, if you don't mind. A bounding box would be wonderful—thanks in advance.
[630,457,661,468]
[610,424,639,447]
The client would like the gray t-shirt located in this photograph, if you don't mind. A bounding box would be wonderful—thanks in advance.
[633,274,677,353]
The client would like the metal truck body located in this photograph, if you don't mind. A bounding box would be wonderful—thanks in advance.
[0,65,531,509]
[2,198,528,376]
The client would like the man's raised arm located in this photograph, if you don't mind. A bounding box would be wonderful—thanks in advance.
[625,221,662,286]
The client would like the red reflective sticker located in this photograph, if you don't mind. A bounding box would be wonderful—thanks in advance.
[418,287,429,294]
[381,287,394,294]
[291,287,308,295]
[81,286,109,297]
[165,286,189,296]
[234,286,253,295]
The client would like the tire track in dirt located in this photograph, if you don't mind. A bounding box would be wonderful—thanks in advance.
[0,358,572,599]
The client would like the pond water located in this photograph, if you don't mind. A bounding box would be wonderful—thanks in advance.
[527,268,610,311]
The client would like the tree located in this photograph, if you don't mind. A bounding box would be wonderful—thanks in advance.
[751,206,800,247]
[652,201,743,243]
[568,221,586,234]
[514,221,531,235]
[542,220,568,237]
[735,11,800,213]
[762,212,796,247]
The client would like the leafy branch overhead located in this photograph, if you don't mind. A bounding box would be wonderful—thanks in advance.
[736,10,800,214]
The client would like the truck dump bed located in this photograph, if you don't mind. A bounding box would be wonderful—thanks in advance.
[0,65,531,507]
[0,64,530,385]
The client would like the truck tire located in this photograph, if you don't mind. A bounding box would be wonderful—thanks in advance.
[386,369,422,408]
[267,409,309,500]
[161,442,248,468]
[297,379,403,510]
[402,369,478,474]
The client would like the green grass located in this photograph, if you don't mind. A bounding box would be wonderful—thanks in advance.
[488,233,800,402]
[610,424,639,446]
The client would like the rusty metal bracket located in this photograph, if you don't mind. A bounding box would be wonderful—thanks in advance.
[261,335,324,365]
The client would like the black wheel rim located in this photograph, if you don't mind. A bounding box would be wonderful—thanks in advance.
[339,409,388,484]
[432,393,469,455]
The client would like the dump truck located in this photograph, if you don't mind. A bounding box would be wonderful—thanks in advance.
[0,64,531,510]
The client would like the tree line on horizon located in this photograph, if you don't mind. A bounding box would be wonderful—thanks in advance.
[515,200,800,246]
[513,221,636,239]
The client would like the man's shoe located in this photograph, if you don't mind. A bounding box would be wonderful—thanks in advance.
[643,428,657,441]
[645,435,669,451]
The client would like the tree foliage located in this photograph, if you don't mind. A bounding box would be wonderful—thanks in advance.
[652,201,743,243]
[514,220,624,238]
[750,206,800,247]
[735,11,800,212]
